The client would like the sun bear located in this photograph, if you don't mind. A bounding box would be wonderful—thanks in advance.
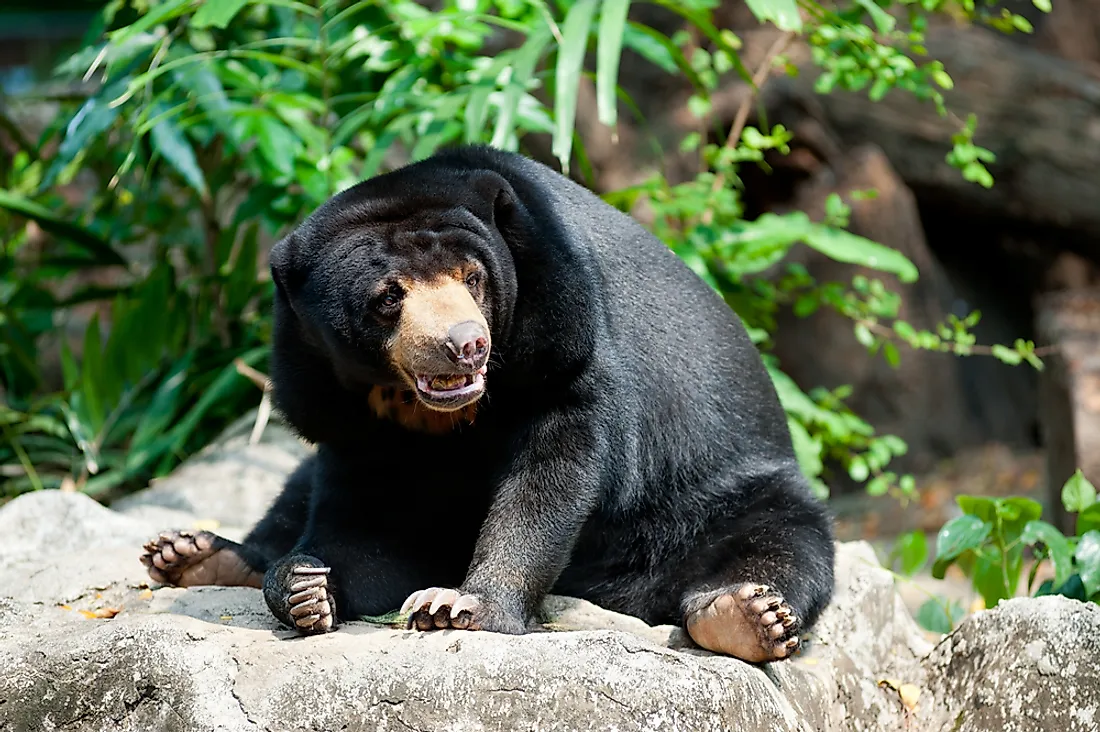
[141,145,835,663]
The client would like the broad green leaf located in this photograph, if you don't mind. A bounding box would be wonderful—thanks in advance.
[1062,469,1097,514]
[1021,520,1074,588]
[854,0,896,33]
[0,191,124,266]
[745,0,803,32]
[252,115,299,176]
[956,495,997,522]
[787,416,823,481]
[802,225,919,283]
[1076,531,1100,597]
[972,549,1011,607]
[192,0,251,29]
[553,0,599,173]
[894,530,928,576]
[596,0,631,128]
[621,23,678,75]
[1077,504,1100,536]
[915,597,964,634]
[150,104,207,195]
[932,514,991,578]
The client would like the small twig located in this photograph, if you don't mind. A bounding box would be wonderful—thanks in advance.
[702,31,795,226]
[857,318,1060,358]
[234,359,271,391]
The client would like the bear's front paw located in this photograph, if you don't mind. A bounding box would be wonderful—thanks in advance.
[400,587,526,634]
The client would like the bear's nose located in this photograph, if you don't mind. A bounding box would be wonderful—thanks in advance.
[445,321,489,368]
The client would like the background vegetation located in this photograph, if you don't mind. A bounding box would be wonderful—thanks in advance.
[2,0,1094,625]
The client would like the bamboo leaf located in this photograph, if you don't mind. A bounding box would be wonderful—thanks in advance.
[596,0,631,129]
[553,0,598,173]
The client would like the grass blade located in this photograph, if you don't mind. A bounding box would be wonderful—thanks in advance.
[553,0,598,173]
[596,0,631,130]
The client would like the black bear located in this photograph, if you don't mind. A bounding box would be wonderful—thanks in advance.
[141,145,835,663]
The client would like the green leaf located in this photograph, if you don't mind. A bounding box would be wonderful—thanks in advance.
[129,354,193,456]
[745,0,803,32]
[1062,469,1097,514]
[1077,504,1100,536]
[192,0,250,29]
[621,22,678,75]
[596,0,631,129]
[915,597,963,634]
[854,323,875,348]
[50,77,127,180]
[803,224,919,283]
[80,314,106,433]
[957,495,998,523]
[854,0,896,33]
[1021,520,1074,588]
[108,0,194,46]
[932,514,991,578]
[1032,0,1051,11]
[848,456,869,482]
[1075,531,1100,598]
[787,415,823,481]
[465,86,493,144]
[150,104,207,195]
[0,191,125,266]
[991,344,1022,365]
[167,346,267,452]
[973,548,1011,607]
[554,0,599,173]
[491,24,552,150]
[252,115,299,177]
[894,530,928,576]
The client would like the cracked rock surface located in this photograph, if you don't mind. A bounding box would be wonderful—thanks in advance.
[1,418,1098,731]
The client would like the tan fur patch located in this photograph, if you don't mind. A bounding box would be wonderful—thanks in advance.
[389,275,488,381]
[367,385,477,434]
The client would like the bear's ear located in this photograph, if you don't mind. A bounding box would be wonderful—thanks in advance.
[467,170,518,233]
[269,232,306,315]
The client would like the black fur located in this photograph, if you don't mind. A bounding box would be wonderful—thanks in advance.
[245,145,835,635]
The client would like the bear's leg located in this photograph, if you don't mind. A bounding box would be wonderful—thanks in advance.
[680,475,834,663]
[140,459,314,589]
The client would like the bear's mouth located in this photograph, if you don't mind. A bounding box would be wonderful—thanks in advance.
[413,365,487,410]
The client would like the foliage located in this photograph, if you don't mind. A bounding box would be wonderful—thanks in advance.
[0,0,1048,499]
[890,471,1100,633]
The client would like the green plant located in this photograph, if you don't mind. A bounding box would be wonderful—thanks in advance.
[0,0,1050,500]
[887,471,1100,633]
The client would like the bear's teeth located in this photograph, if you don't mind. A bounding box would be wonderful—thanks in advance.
[429,375,466,391]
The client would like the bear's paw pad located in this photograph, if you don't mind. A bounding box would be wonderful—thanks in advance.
[686,583,801,663]
[140,529,258,588]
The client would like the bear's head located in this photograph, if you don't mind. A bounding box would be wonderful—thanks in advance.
[269,169,520,426]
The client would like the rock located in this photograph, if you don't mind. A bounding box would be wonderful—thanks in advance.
[0,424,1096,731]
[919,597,1100,732]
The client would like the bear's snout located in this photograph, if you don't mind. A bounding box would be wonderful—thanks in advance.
[446,320,490,370]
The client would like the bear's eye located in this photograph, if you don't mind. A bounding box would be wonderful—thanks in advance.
[377,285,403,312]
[465,271,482,290]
